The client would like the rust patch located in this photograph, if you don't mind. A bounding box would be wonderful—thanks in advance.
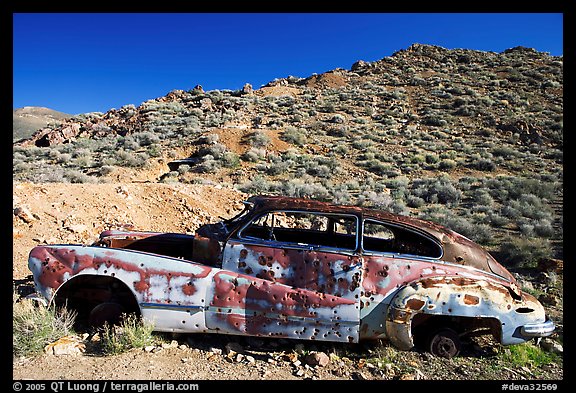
[463,294,480,305]
[405,298,425,310]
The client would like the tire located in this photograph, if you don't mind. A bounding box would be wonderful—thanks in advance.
[427,328,461,359]
[88,302,125,327]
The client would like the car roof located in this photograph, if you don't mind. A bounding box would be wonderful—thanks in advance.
[247,194,451,239]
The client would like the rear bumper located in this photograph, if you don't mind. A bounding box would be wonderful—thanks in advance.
[520,319,555,338]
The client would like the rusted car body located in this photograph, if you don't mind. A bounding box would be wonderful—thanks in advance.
[28,195,554,357]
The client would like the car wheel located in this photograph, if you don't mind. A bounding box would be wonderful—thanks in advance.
[89,302,125,327]
[428,328,461,359]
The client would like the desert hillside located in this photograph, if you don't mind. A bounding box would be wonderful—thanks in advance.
[13,44,563,381]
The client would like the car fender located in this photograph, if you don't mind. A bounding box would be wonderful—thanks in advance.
[384,275,520,350]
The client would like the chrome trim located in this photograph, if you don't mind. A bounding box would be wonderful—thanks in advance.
[520,319,555,338]
[25,293,48,307]
[140,303,204,312]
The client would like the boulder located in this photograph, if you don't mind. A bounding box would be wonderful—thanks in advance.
[44,335,86,356]
[304,351,330,367]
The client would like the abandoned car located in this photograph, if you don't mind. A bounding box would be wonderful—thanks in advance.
[28,195,554,358]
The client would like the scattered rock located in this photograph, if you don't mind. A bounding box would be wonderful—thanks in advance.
[384,363,395,377]
[209,347,222,356]
[283,352,299,363]
[538,293,559,306]
[14,206,37,223]
[540,338,563,354]
[161,340,179,349]
[66,224,88,233]
[304,351,330,367]
[192,85,204,94]
[242,83,253,95]
[45,335,86,356]
[400,369,425,380]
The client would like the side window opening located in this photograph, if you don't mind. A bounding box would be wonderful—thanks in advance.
[363,219,442,258]
[240,211,358,250]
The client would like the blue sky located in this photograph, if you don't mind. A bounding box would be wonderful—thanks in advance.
[13,13,563,115]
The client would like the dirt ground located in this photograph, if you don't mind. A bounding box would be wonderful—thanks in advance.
[12,180,563,382]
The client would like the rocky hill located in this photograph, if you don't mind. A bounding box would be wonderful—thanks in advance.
[12,44,563,381]
[12,106,71,142]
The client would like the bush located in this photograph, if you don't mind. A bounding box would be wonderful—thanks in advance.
[13,293,76,357]
[411,177,462,206]
[248,131,271,148]
[282,127,307,146]
[100,314,155,355]
[498,236,553,268]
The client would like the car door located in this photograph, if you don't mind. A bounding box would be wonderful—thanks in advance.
[212,210,362,342]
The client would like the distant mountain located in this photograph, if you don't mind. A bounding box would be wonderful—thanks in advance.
[13,106,71,142]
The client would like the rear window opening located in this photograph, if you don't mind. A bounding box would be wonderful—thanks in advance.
[362,219,442,258]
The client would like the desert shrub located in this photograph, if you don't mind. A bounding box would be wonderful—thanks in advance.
[422,209,492,245]
[100,314,155,355]
[116,150,149,168]
[357,191,393,210]
[177,164,191,175]
[498,236,553,268]
[221,152,240,168]
[65,170,96,183]
[99,165,115,176]
[13,293,76,357]
[305,164,331,178]
[332,144,349,156]
[472,189,495,206]
[470,157,496,171]
[532,218,555,238]
[406,195,425,208]
[438,159,457,170]
[242,147,266,162]
[282,127,308,146]
[410,176,462,206]
[326,126,349,137]
[195,155,220,174]
[282,178,330,200]
[121,136,141,151]
[248,131,271,148]
[237,175,276,194]
[133,131,161,146]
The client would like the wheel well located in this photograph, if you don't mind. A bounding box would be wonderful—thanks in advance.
[411,313,502,347]
[53,275,141,325]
